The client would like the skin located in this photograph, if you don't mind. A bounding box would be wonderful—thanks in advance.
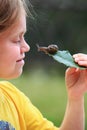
[73,53,87,67]
[0,11,30,79]
[60,67,87,130]
[60,53,87,130]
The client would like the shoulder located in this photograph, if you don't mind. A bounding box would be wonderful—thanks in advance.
[0,81,31,110]
[0,81,29,103]
[0,81,21,93]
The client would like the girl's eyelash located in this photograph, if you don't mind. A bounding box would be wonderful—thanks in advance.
[16,40,21,44]
[17,40,21,43]
[13,40,21,44]
[13,35,25,43]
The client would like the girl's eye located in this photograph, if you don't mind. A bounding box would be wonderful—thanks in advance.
[12,35,24,44]
[16,40,21,43]
[13,39,21,44]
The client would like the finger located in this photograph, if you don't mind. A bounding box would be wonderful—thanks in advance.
[77,61,87,67]
[73,54,87,63]
[73,53,86,58]
[66,67,77,75]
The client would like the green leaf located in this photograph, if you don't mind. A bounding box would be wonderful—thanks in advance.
[49,50,86,69]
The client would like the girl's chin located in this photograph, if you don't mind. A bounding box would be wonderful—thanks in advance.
[5,70,23,79]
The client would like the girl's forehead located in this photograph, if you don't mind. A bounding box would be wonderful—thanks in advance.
[11,16,26,33]
[0,13,26,37]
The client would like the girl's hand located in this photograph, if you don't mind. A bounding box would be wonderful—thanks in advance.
[65,68,87,100]
[73,53,87,67]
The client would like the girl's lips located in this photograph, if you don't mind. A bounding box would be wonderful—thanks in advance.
[16,57,25,65]
[17,59,23,62]
[16,59,25,66]
[16,56,25,62]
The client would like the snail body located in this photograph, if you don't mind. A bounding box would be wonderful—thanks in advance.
[37,44,58,55]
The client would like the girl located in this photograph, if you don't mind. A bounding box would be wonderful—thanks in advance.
[0,0,86,130]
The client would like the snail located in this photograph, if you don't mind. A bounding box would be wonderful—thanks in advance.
[37,44,58,55]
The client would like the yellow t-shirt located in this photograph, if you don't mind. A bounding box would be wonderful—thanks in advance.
[0,81,59,130]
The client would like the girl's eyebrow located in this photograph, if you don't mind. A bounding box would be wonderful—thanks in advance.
[20,30,27,37]
[16,28,27,37]
[21,28,27,35]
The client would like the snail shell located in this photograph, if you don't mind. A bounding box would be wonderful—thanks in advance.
[47,44,58,54]
[37,44,58,55]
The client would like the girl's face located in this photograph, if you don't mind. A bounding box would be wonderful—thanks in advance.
[0,12,30,79]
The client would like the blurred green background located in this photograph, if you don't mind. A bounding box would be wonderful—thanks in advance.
[12,0,87,129]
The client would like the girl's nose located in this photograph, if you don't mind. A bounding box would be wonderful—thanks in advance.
[21,39,30,53]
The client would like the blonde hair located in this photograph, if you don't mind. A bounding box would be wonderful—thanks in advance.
[0,0,30,32]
